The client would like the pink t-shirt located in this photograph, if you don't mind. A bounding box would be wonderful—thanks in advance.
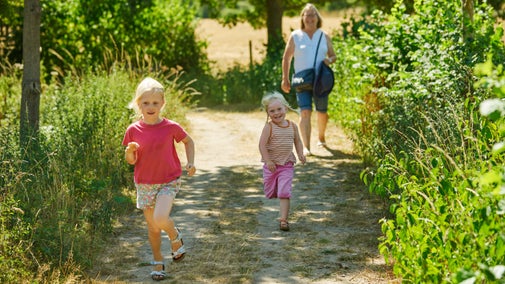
[122,118,188,184]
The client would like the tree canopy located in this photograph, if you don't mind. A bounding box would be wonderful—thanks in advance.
[0,0,208,78]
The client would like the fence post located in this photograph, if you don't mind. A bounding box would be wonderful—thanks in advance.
[249,40,253,70]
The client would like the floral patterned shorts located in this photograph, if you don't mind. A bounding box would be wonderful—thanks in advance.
[135,179,180,210]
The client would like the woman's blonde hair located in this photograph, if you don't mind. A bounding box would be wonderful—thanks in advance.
[300,3,323,30]
[261,91,299,122]
[128,77,165,118]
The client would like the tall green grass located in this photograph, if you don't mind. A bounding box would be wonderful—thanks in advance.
[375,100,505,282]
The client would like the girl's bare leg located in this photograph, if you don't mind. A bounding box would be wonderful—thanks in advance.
[143,207,163,270]
[153,195,183,255]
[279,198,291,231]
[280,198,290,221]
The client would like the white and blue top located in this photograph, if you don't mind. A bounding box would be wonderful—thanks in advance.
[291,28,328,73]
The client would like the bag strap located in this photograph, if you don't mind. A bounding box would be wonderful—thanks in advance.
[312,32,323,69]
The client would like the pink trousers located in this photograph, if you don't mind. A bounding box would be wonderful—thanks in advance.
[262,162,294,199]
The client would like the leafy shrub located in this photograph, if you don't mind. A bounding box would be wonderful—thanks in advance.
[328,35,375,164]
[32,0,208,79]
[337,0,504,195]
[378,102,505,282]
[192,54,286,108]
[327,0,505,282]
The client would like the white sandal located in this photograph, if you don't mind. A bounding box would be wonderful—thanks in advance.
[150,261,168,281]
[171,227,186,262]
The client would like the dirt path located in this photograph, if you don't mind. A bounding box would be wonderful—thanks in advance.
[91,109,395,283]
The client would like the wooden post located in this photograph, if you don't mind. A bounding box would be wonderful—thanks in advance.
[249,40,253,69]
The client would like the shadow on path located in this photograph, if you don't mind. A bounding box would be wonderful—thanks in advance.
[89,110,395,283]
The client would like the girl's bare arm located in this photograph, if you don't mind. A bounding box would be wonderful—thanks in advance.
[125,142,139,165]
[181,135,196,176]
[293,124,306,164]
[259,123,276,172]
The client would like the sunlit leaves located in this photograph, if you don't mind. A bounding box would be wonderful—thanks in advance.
[341,0,505,282]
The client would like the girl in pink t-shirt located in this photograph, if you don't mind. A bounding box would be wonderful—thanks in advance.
[122,77,196,281]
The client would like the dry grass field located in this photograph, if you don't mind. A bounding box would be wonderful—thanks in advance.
[196,11,357,71]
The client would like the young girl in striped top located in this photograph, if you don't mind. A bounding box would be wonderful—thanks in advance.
[259,92,306,231]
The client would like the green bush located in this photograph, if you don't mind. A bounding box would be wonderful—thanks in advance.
[328,35,375,164]
[337,0,504,195]
[377,103,505,282]
[0,0,209,80]
[328,0,505,282]
[192,54,286,108]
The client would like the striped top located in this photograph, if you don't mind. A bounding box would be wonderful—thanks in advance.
[263,120,297,165]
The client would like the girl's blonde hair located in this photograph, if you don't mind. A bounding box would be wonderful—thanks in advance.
[300,3,323,30]
[261,91,299,122]
[128,77,165,118]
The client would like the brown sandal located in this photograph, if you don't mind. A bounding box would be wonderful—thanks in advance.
[279,219,290,231]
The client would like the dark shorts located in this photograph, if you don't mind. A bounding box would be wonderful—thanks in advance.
[296,90,328,112]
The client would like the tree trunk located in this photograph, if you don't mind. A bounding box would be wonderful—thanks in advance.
[20,0,41,150]
[266,0,284,59]
[462,0,474,40]
[462,0,474,22]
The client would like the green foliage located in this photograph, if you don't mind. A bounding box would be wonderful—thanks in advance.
[0,196,32,283]
[0,68,22,126]
[339,0,504,191]
[462,55,505,282]
[1,0,209,79]
[377,104,505,282]
[328,36,375,163]
[326,0,505,282]
[192,54,287,107]
[0,0,23,68]
[0,120,32,282]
